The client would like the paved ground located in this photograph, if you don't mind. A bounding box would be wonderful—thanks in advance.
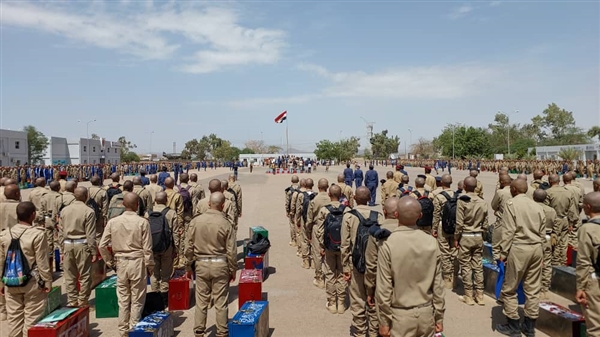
[2,165,593,337]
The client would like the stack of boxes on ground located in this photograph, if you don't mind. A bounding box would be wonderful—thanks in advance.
[230,226,270,336]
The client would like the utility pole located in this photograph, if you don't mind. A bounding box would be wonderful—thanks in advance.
[85,119,96,164]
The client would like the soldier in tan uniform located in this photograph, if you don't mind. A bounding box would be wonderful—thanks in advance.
[89,176,108,241]
[190,174,206,206]
[376,197,445,337]
[0,202,52,335]
[491,175,513,262]
[28,178,48,226]
[132,177,153,215]
[470,170,484,199]
[99,193,154,337]
[392,165,405,184]
[285,176,300,247]
[594,177,600,192]
[151,192,178,305]
[336,174,355,208]
[431,174,456,289]
[0,177,6,203]
[146,174,164,203]
[564,173,584,247]
[0,183,21,321]
[60,187,97,306]
[531,170,545,190]
[576,192,600,335]
[546,174,579,265]
[290,179,306,255]
[496,179,545,336]
[341,187,384,337]
[381,172,398,202]
[185,192,236,337]
[195,179,236,225]
[306,178,331,289]
[533,189,560,300]
[221,180,239,240]
[228,174,242,219]
[58,171,68,192]
[296,178,315,269]
[316,185,350,314]
[424,167,436,191]
[455,177,488,306]
[44,181,61,266]
[409,176,429,200]
[164,177,185,269]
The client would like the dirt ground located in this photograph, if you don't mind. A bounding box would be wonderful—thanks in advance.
[2,165,593,337]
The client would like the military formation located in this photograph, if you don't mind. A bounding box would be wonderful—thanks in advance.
[0,168,243,337]
[285,162,600,337]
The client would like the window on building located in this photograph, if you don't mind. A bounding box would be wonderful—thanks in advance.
[83,146,87,152]
[115,148,118,154]
[15,141,20,149]
[93,147,96,153]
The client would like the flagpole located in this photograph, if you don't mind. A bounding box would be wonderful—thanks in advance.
[286,113,289,157]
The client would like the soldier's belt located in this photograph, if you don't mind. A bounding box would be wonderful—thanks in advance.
[64,238,87,244]
[461,232,481,237]
[197,257,226,262]
[391,301,432,310]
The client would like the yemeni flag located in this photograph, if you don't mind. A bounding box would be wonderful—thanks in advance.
[274,111,287,123]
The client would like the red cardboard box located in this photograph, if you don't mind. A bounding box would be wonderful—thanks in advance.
[29,306,90,337]
[245,252,269,280]
[168,277,192,311]
[567,245,576,267]
[238,269,263,309]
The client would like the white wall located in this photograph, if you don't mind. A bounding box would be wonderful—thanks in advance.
[0,129,29,166]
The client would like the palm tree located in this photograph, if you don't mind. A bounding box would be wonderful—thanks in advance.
[558,147,582,161]
[588,126,600,142]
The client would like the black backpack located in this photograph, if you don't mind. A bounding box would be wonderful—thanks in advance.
[87,189,103,222]
[1,228,33,287]
[248,233,271,255]
[106,185,122,203]
[177,185,193,213]
[227,188,239,207]
[440,191,458,234]
[285,186,298,213]
[413,190,434,227]
[148,208,172,253]
[350,209,380,274]
[323,205,346,251]
[398,185,413,197]
[301,192,316,223]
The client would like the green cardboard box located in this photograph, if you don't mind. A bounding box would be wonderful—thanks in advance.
[41,286,62,318]
[249,226,268,240]
[95,275,118,318]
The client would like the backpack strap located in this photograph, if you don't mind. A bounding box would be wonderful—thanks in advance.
[440,191,452,201]
[325,205,334,213]
[413,190,422,198]
[368,211,378,223]
[160,207,171,216]
[587,219,600,225]
[350,209,366,223]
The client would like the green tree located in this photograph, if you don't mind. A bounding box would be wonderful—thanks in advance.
[370,130,400,160]
[118,136,138,162]
[212,141,240,161]
[314,137,360,162]
[314,140,338,160]
[267,145,283,153]
[90,133,100,140]
[433,125,491,158]
[410,138,436,159]
[182,138,211,160]
[587,126,600,142]
[363,148,373,160]
[558,147,582,161]
[488,112,523,154]
[240,147,256,154]
[23,125,49,164]
[121,152,141,162]
[524,103,590,145]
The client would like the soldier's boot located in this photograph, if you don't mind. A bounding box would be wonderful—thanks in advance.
[443,276,454,290]
[475,290,485,306]
[496,318,522,337]
[520,317,536,337]
[313,278,325,289]
[337,297,346,314]
[458,294,475,306]
[160,292,169,307]
[326,298,337,314]
[301,259,310,269]
[194,329,205,337]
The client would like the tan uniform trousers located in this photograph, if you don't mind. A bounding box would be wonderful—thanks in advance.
[64,242,93,306]
[541,234,553,292]
[6,279,47,337]
[569,219,581,249]
[437,230,457,281]
[582,275,600,337]
[288,216,296,244]
[458,234,484,293]
[0,289,5,318]
[311,226,324,281]
[116,257,147,337]
[349,269,378,337]
[294,220,303,255]
[151,246,174,293]
[324,250,346,300]
[301,223,312,263]
[492,221,503,261]
[174,216,192,270]
[501,244,543,320]
[552,218,569,266]
[390,305,435,337]
[95,218,105,244]
[194,260,230,337]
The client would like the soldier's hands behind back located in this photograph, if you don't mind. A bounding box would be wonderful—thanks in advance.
[230,272,237,283]
[379,326,391,337]
[576,290,588,308]
[435,322,443,333]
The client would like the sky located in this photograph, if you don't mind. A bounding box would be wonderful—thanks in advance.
[1,0,599,153]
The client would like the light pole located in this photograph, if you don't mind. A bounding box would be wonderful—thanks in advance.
[339,130,343,140]
[507,110,519,155]
[452,123,462,159]
[408,128,412,159]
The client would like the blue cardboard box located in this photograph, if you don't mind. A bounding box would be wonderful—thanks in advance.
[129,311,173,337]
[484,261,525,304]
[230,301,269,337]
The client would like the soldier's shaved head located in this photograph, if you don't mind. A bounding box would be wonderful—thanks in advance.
[155,192,167,205]
[355,186,371,205]
[415,177,425,188]
[510,178,528,197]
[499,174,512,187]
[584,192,600,215]
[533,189,547,203]
[123,192,140,212]
[110,173,120,183]
[318,178,329,191]
[533,170,544,180]
[123,180,134,192]
[133,177,142,185]
[209,192,225,210]
[397,197,421,227]
[594,178,600,192]
[457,180,464,190]
[337,174,345,183]
[74,187,88,202]
[386,171,394,179]
[328,185,342,200]
[0,177,6,186]
[228,174,236,182]
[464,177,477,192]
[165,177,175,189]
[35,177,46,187]
[91,176,101,186]
[563,173,573,184]
[401,175,409,184]
[150,174,158,183]
[383,197,399,219]
[299,178,306,188]
[4,184,20,201]
[221,180,229,191]
[549,174,560,185]
[49,181,60,192]
[441,174,452,188]
[190,173,198,182]
[470,170,479,178]
[291,175,299,184]
[17,201,36,223]
[208,179,222,193]
[65,181,77,193]
[180,173,189,183]
[517,174,527,181]
[305,178,314,189]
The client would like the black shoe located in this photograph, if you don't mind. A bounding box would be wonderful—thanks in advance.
[496,318,522,337]
[160,292,169,308]
[521,317,536,337]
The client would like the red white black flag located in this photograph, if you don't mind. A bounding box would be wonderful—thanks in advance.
[274,111,287,124]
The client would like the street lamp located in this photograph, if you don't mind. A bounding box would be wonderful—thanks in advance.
[507,110,519,155]
[408,128,412,159]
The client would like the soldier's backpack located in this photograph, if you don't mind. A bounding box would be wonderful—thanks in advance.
[301,191,317,223]
[107,193,126,220]
[1,228,33,287]
[106,185,122,203]
[398,185,414,197]
[323,205,346,251]
[350,209,380,274]
[148,208,172,253]
[227,187,239,207]
[177,185,193,213]
[87,189,102,222]
[440,191,458,234]
[339,193,350,207]
[413,190,434,227]
[284,186,299,213]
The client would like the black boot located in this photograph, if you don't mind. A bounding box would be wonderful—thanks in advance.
[521,316,536,337]
[161,292,169,309]
[496,318,522,337]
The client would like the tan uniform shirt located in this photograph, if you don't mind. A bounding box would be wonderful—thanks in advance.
[341,205,384,273]
[60,200,97,253]
[365,218,399,296]
[29,187,48,225]
[230,182,242,216]
[0,199,20,231]
[306,192,331,233]
[425,174,436,191]
[89,186,108,222]
[491,186,512,219]
[393,171,405,184]
[59,179,67,193]
[54,192,76,220]
[43,190,60,230]
[336,183,355,208]
[565,184,584,211]
[133,186,153,215]
[576,215,600,291]
[381,180,398,202]
[0,186,5,203]
[165,189,184,226]
[99,211,154,269]
[146,183,163,204]
[289,188,305,220]
[0,224,52,289]
[498,195,546,260]
[194,197,236,228]
[455,192,488,238]
[408,187,429,200]
[546,185,579,223]
[185,209,236,274]
[376,226,445,326]
[538,203,560,234]
[223,190,239,218]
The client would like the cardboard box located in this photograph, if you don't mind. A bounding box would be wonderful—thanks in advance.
[29,306,90,337]
[483,263,498,298]
[551,266,577,303]
[538,301,585,337]
[128,311,173,337]
[230,301,269,337]
[41,287,62,319]
[168,277,191,311]
[249,226,268,240]
[245,252,269,280]
[238,269,263,309]
[95,275,118,318]
[483,242,493,263]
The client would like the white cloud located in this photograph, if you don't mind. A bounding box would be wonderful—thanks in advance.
[227,94,317,109]
[1,2,286,73]
[448,5,474,20]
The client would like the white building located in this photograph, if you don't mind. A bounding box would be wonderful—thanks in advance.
[530,143,600,161]
[0,129,29,166]
[239,152,317,164]
[42,137,121,165]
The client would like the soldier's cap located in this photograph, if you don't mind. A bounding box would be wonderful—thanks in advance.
[417,174,426,179]
[396,165,401,170]
[424,166,431,171]
[59,171,67,176]
[435,176,442,182]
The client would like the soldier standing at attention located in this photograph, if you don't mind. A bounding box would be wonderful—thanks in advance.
[455,177,488,306]
[341,187,384,337]
[424,166,437,192]
[151,192,178,305]
[0,202,52,335]
[58,171,68,192]
[60,186,96,307]
[296,179,315,269]
[44,181,61,266]
[354,165,364,187]
[533,189,560,300]
[146,174,164,203]
[290,179,307,255]
[470,170,484,199]
[0,183,21,321]
[194,179,236,229]
[546,173,579,265]
[89,176,108,242]
[164,177,185,269]
[381,172,398,203]
[285,176,300,247]
[491,175,513,262]
[221,180,239,242]
[376,197,445,337]
[28,178,48,227]
[185,192,236,337]
[228,174,242,220]
[344,163,354,187]
[336,174,355,208]
[307,178,331,289]
[576,192,600,335]
[364,165,379,207]
[99,193,154,337]
[431,174,456,289]
[496,179,545,336]
[132,177,153,215]
[564,173,584,247]
[531,170,545,190]
[189,173,206,208]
